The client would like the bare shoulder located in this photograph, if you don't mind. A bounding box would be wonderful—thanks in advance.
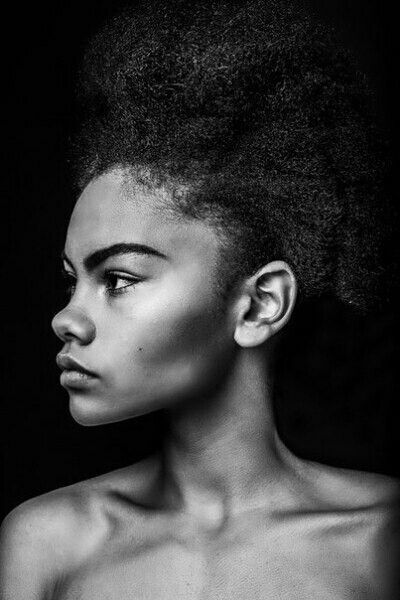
[299,461,400,597]
[0,483,96,599]
[304,460,400,510]
[307,461,400,543]
[0,461,152,600]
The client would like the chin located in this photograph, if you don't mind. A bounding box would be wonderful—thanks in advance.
[68,394,123,426]
[68,392,157,426]
[68,395,107,426]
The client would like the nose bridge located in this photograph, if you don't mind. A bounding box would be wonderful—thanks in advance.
[52,303,96,344]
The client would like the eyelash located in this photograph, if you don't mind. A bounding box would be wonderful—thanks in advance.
[60,269,141,298]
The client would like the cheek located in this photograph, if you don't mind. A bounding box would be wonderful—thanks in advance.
[103,283,234,395]
[137,297,226,365]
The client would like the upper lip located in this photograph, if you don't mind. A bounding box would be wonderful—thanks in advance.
[56,354,97,376]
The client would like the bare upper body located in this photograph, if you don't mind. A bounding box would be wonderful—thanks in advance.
[1,454,398,600]
[5,0,397,596]
[2,172,399,599]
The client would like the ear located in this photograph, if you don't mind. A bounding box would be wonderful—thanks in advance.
[233,261,297,348]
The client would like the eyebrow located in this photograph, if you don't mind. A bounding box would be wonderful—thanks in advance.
[61,242,167,272]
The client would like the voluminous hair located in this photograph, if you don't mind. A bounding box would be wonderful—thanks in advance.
[73,0,393,310]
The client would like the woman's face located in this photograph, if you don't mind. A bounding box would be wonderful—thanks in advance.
[52,169,237,425]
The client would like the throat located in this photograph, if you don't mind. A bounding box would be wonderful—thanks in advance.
[160,350,293,519]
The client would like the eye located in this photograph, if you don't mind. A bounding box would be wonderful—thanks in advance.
[60,268,76,297]
[103,272,141,296]
[59,268,141,298]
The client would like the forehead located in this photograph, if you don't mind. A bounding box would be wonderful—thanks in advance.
[65,169,222,268]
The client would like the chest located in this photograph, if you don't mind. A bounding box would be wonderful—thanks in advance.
[54,513,380,600]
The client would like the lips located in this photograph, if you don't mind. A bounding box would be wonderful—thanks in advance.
[56,354,97,377]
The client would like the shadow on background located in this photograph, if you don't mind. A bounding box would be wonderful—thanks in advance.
[275,297,398,475]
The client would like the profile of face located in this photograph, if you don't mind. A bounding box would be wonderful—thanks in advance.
[52,169,239,426]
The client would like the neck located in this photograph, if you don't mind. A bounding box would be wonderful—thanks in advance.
[160,348,299,521]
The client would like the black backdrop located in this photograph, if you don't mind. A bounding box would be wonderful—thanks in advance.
[2,0,399,521]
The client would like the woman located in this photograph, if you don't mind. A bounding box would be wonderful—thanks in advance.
[1,0,398,598]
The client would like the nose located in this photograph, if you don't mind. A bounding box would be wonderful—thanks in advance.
[51,305,96,345]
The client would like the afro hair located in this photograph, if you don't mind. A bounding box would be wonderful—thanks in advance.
[72,0,393,311]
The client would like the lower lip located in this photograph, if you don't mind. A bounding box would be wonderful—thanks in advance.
[60,370,98,389]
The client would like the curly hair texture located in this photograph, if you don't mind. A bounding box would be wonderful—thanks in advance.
[73,0,392,310]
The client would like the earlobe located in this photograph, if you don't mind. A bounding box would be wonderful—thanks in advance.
[233,261,297,348]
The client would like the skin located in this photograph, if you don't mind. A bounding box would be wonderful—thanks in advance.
[0,168,398,600]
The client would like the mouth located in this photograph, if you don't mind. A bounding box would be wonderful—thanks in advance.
[56,353,97,375]
[56,354,98,389]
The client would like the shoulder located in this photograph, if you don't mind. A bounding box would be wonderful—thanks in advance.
[0,482,110,599]
[289,461,399,597]
[306,463,399,594]
[0,460,158,599]
[300,458,400,511]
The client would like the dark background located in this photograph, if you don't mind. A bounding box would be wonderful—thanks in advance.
[1,0,399,521]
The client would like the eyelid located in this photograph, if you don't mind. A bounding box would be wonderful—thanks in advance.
[104,269,138,278]
[60,266,141,280]
[61,266,76,278]
[59,266,144,297]
[102,270,143,296]
[103,269,143,282]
